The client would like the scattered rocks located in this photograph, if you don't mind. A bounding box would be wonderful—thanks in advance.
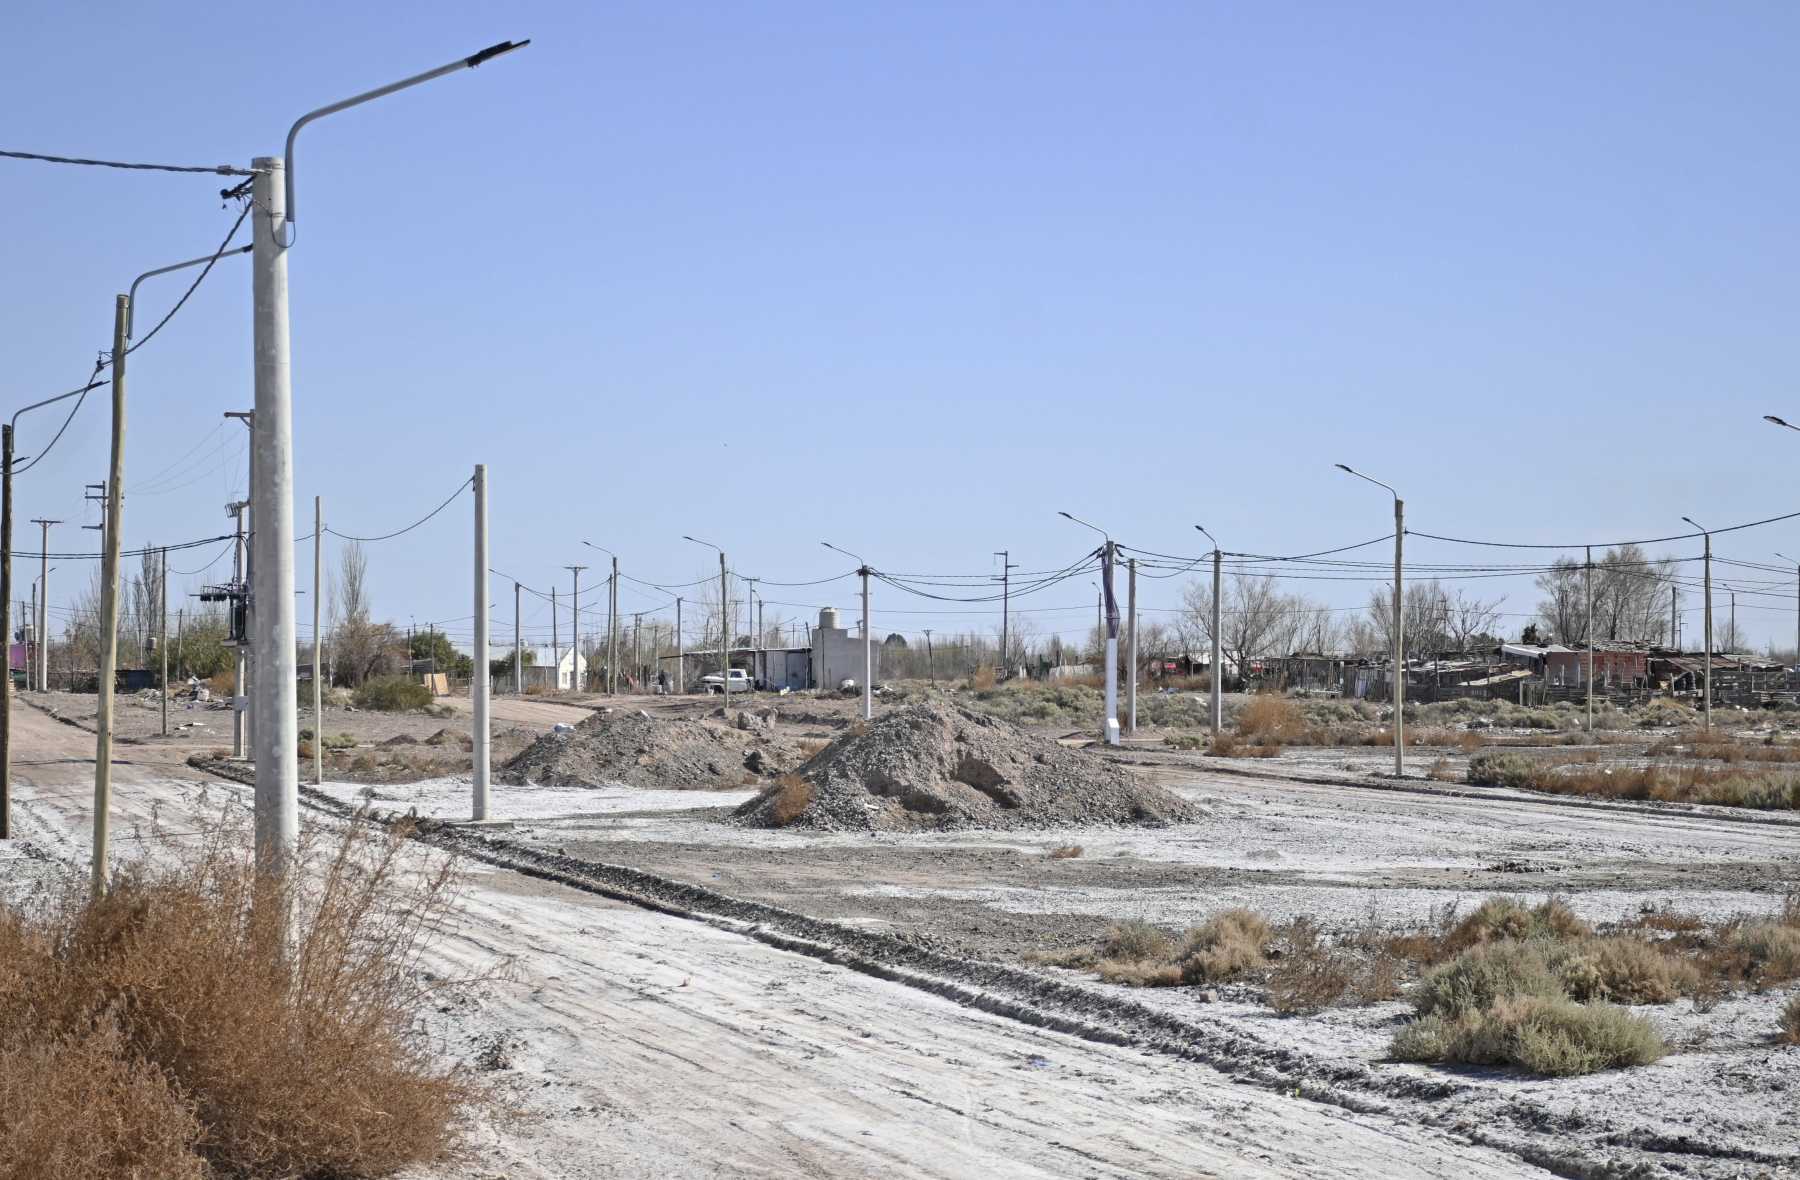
[734,703,1201,832]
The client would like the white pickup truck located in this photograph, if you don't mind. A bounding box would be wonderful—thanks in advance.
[699,668,753,695]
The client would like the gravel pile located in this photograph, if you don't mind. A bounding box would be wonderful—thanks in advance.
[734,703,1200,831]
[500,709,806,790]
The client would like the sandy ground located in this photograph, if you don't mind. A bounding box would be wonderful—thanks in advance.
[0,702,1559,1179]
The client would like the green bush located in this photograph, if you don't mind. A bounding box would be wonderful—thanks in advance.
[1467,751,1541,789]
[1410,942,1565,1019]
[352,676,433,712]
[1392,995,1665,1076]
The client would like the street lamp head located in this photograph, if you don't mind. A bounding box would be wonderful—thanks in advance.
[1766,415,1794,430]
[1681,516,1707,533]
[1334,463,1354,474]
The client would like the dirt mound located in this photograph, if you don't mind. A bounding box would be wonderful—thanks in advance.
[734,703,1200,832]
[499,709,807,790]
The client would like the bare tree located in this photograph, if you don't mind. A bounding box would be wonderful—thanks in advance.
[1182,574,1305,677]
[1442,588,1507,650]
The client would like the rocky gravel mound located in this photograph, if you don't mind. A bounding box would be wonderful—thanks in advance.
[500,708,806,790]
[734,703,1200,831]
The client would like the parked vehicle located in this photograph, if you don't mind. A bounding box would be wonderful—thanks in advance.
[700,668,753,694]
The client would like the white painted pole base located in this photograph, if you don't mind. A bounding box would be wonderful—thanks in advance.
[1103,636,1120,746]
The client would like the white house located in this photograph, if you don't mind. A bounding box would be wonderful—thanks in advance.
[522,645,588,691]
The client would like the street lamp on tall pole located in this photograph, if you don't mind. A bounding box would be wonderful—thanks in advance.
[241,38,529,884]
[684,536,731,710]
[1336,464,1406,776]
[823,542,874,721]
[1195,525,1224,737]
[1682,517,1714,733]
[1058,511,1120,746]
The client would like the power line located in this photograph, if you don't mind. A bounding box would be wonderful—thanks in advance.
[125,199,253,357]
[325,476,472,542]
[0,148,254,176]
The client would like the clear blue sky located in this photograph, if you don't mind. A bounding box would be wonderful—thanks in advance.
[4,2,1798,654]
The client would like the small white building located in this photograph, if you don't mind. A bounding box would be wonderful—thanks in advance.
[522,645,588,691]
[813,606,877,690]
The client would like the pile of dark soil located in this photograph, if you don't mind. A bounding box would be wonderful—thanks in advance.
[499,709,807,790]
[734,703,1201,831]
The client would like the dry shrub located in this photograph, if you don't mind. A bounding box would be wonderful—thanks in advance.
[1047,845,1084,859]
[1411,941,1566,1020]
[0,1021,206,1180]
[1392,994,1665,1076]
[1103,919,1173,963]
[1208,731,1241,757]
[1443,896,1589,955]
[1178,909,1270,983]
[1426,757,1457,783]
[1556,936,1702,1005]
[1094,958,1183,988]
[971,665,997,691]
[1469,750,1800,811]
[1780,994,1800,1045]
[766,774,815,827]
[1265,917,1399,1014]
[796,738,830,759]
[1235,695,1305,745]
[0,820,477,1178]
[1733,922,1800,985]
[1163,733,1206,751]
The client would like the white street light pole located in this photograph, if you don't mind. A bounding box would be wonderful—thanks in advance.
[1196,525,1223,736]
[1683,517,1713,733]
[1776,553,1800,671]
[250,37,529,881]
[1337,465,1405,776]
[823,542,873,720]
[1060,512,1119,746]
[471,464,489,819]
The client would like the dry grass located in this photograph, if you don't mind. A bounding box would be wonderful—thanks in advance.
[1265,916,1402,1014]
[1047,845,1084,859]
[0,819,479,1178]
[1235,695,1307,744]
[1426,757,1458,782]
[1467,750,1800,811]
[1780,994,1800,1045]
[971,665,997,691]
[1442,896,1590,955]
[765,774,815,827]
[1178,909,1270,983]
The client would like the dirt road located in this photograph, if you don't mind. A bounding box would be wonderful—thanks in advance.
[1,704,1550,1178]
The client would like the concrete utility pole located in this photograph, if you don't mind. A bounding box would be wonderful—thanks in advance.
[1338,466,1405,776]
[608,559,618,692]
[1684,517,1712,732]
[225,412,256,756]
[1127,557,1138,734]
[747,577,758,687]
[1584,546,1594,734]
[0,425,12,838]
[245,37,528,881]
[471,464,489,820]
[513,581,522,694]
[550,585,558,680]
[631,612,641,688]
[1198,526,1223,737]
[312,497,322,785]
[822,542,873,721]
[92,294,129,894]
[30,520,58,692]
[1059,513,1120,746]
[249,161,299,879]
[684,537,730,708]
[993,550,1017,678]
[160,547,169,737]
[675,597,684,693]
[565,566,586,693]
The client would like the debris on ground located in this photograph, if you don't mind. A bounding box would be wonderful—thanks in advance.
[500,709,805,790]
[734,703,1201,831]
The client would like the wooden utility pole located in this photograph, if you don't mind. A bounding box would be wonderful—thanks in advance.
[312,496,323,785]
[675,597,684,693]
[93,294,129,895]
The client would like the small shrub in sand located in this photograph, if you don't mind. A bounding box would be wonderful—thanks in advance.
[1235,695,1306,745]
[1411,942,1567,1020]
[1442,896,1589,954]
[1047,845,1084,859]
[1392,994,1665,1076]
[1780,994,1800,1045]
[765,774,815,827]
[0,820,477,1177]
[352,675,433,712]
[1467,751,1540,789]
[1178,909,1270,983]
[1102,919,1173,963]
[1265,917,1401,1014]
